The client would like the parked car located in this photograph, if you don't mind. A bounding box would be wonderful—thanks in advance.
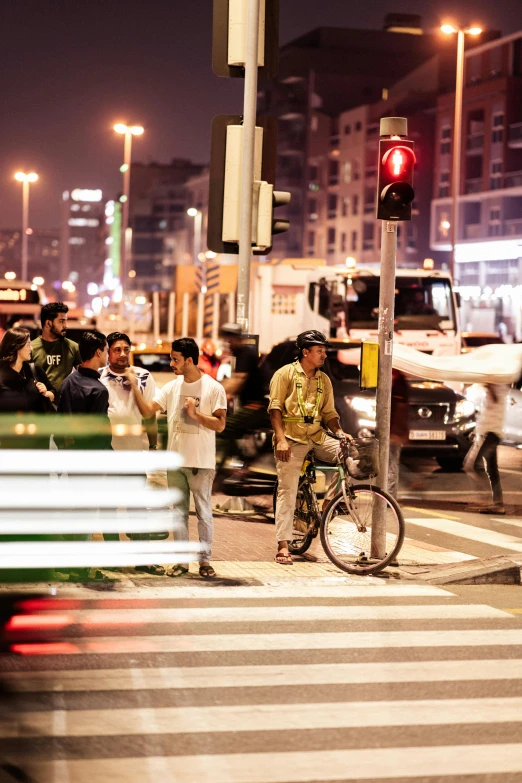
[461,332,504,353]
[262,339,476,471]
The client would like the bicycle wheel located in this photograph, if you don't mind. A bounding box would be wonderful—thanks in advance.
[320,483,405,575]
[272,477,317,556]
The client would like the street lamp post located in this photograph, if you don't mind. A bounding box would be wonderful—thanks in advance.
[14,172,38,281]
[441,24,482,279]
[187,208,203,286]
[113,124,144,289]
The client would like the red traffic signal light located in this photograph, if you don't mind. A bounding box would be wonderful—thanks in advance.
[376,139,416,221]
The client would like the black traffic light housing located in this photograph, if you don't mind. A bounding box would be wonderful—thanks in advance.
[376,138,416,221]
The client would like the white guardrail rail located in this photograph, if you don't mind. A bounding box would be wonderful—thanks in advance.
[0,450,201,570]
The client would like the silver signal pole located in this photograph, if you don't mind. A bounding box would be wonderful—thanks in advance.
[372,116,407,559]
[236,0,261,332]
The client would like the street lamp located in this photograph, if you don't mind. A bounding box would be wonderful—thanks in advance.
[441,23,482,278]
[113,123,144,288]
[14,171,38,281]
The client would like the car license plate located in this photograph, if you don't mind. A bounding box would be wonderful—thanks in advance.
[409,430,446,440]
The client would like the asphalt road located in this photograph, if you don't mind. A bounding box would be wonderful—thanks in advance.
[0,579,522,782]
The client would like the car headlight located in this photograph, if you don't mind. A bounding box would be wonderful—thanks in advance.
[347,396,376,419]
[455,399,476,419]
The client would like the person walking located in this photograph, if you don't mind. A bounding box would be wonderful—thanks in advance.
[126,337,227,578]
[0,327,55,447]
[31,302,81,395]
[99,331,165,577]
[464,383,508,515]
[269,330,347,565]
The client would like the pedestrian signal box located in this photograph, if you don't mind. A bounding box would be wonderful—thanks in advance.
[376,138,416,221]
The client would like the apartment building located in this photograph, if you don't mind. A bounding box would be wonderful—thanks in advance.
[430,31,522,335]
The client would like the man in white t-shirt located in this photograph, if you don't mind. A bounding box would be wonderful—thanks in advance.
[126,337,227,578]
[100,331,165,576]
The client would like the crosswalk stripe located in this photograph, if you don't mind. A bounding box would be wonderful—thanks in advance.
[52,604,509,624]
[26,584,453,599]
[8,696,522,738]
[406,516,522,551]
[16,627,522,654]
[26,744,522,782]
[7,658,522,691]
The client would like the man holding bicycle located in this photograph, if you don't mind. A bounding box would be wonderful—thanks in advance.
[269,330,348,565]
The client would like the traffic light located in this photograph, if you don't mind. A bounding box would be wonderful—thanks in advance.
[255,184,291,252]
[207,115,289,254]
[376,138,416,221]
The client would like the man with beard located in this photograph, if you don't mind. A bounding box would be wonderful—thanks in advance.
[31,302,81,394]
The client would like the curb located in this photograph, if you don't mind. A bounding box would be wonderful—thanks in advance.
[394,555,522,585]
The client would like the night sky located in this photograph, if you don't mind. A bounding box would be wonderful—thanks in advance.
[2,0,522,230]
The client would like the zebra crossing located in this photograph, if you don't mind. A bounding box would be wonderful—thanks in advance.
[2,582,522,782]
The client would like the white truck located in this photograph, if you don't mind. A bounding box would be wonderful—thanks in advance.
[251,262,461,355]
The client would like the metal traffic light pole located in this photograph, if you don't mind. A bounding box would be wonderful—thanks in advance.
[236,0,261,332]
[372,116,410,559]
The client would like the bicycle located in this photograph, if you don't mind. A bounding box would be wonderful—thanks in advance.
[273,435,405,575]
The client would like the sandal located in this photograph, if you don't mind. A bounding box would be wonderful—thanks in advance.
[166,564,189,578]
[275,551,293,565]
[135,564,166,576]
[199,564,217,578]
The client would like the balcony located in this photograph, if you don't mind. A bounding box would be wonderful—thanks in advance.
[508,123,522,149]
[464,178,483,194]
[464,224,482,239]
[503,218,522,236]
[504,171,522,188]
[466,134,484,154]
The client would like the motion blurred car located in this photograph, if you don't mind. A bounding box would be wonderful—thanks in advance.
[461,332,504,353]
[262,339,476,471]
[467,374,522,447]
[130,345,172,388]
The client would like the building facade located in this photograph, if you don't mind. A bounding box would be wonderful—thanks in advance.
[128,159,205,291]
[430,31,522,337]
[60,188,106,305]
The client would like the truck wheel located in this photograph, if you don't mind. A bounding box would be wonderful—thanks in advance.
[436,457,464,472]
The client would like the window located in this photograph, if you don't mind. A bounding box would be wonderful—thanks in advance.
[309,165,319,182]
[355,121,362,132]
[307,230,315,253]
[351,231,357,251]
[327,194,338,218]
[327,227,336,253]
[488,206,501,236]
[438,170,450,198]
[344,124,351,135]
[363,223,374,250]
[352,195,359,215]
[341,197,350,217]
[328,160,339,186]
[272,294,296,315]
[341,232,347,253]
[490,159,502,190]
[491,112,504,143]
[308,198,318,221]
[440,125,451,155]
[343,161,352,184]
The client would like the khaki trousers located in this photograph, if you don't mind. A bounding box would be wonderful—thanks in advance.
[275,436,340,543]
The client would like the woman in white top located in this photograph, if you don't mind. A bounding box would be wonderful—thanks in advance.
[464,384,508,514]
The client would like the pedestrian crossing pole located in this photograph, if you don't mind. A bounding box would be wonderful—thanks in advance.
[373,116,415,559]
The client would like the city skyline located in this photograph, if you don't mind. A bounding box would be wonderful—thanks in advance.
[2,0,522,229]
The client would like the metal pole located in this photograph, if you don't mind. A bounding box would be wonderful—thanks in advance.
[194,211,202,273]
[236,0,261,331]
[167,291,175,342]
[152,291,160,345]
[196,293,204,340]
[181,292,189,336]
[121,130,132,288]
[373,220,397,558]
[21,180,29,281]
[450,30,465,280]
